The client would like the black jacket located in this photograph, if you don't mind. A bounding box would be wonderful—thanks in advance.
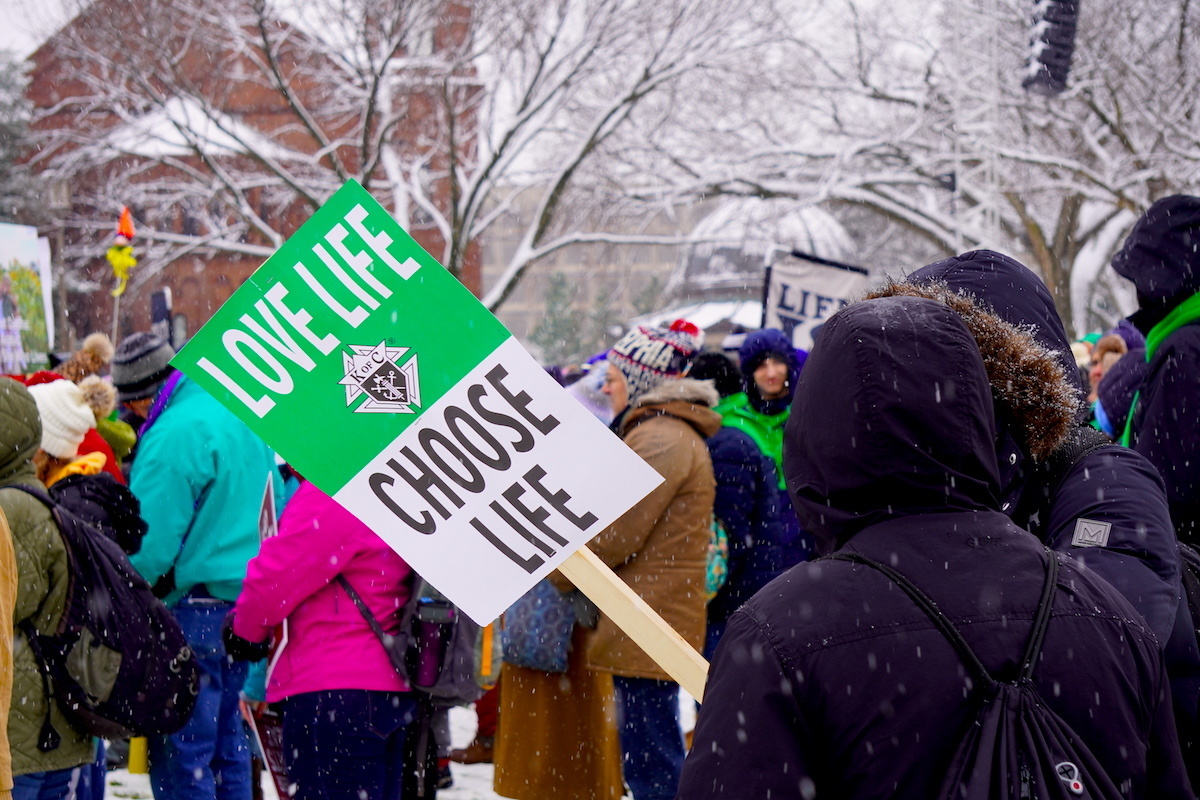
[1124,322,1200,545]
[679,297,1190,800]
[1111,195,1200,546]
[704,426,785,627]
[907,252,1182,646]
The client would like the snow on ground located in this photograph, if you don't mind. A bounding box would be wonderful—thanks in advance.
[104,695,696,799]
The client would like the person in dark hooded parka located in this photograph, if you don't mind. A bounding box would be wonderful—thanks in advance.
[878,251,1199,775]
[1111,195,1200,546]
[677,296,1191,800]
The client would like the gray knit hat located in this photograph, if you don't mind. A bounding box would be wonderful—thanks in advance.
[111,332,176,403]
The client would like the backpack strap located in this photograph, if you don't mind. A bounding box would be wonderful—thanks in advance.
[5,482,55,508]
[825,547,1059,688]
[1017,549,1060,682]
[335,573,419,681]
[336,574,392,644]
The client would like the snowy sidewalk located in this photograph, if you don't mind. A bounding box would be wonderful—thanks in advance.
[104,706,503,800]
[105,696,694,798]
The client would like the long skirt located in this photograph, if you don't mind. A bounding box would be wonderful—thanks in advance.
[494,625,624,800]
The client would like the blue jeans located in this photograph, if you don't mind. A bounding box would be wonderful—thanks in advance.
[75,740,106,800]
[282,690,418,800]
[11,767,75,800]
[150,596,251,800]
[612,676,684,800]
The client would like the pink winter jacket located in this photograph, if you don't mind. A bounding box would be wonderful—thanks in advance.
[233,480,412,702]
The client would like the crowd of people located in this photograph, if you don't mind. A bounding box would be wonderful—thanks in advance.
[0,196,1196,800]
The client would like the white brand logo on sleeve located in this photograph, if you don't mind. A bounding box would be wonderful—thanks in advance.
[339,341,421,413]
[1070,518,1111,548]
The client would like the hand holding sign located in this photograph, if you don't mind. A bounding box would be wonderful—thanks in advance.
[171,181,709,700]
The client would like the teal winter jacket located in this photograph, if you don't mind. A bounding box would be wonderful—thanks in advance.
[130,376,280,604]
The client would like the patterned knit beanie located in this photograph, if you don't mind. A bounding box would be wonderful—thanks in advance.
[111,332,176,402]
[607,319,703,406]
[28,379,96,459]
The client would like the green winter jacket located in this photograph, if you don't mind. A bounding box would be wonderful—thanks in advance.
[130,376,280,604]
[716,392,789,489]
[0,380,93,776]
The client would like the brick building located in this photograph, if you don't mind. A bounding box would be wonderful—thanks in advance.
[23,0,478,348]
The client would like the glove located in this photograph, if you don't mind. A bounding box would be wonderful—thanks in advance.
[222,610,271,662]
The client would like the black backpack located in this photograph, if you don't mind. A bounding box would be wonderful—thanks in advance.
[9,485,200,745]
[827,549,1124,800]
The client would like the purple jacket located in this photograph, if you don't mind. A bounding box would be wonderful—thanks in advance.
[233,480,412,702]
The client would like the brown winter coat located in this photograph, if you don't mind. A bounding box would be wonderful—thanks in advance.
[571,378,721,681]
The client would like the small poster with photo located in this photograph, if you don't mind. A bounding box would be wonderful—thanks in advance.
[258,472,278,542]
[0,222,54,372]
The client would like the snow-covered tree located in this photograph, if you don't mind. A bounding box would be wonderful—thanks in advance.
[0,52,32,222]
[26,0,796,314]
[641,0,1200,334]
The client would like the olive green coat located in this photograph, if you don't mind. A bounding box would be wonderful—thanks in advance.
[0,379,93,776]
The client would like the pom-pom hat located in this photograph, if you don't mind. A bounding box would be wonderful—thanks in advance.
[607,319,703,406]
[28,379,96,459]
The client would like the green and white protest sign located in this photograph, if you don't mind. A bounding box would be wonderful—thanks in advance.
[171,180,664,626]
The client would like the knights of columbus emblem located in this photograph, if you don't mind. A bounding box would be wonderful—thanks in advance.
[338,342,421,414]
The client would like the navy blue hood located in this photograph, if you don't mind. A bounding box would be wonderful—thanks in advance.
[738,328,804,414]
[908,250,1086,411]
[783,297,1000,554]
[1112,195,1200,328]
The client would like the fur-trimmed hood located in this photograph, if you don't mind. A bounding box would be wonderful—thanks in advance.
[866,279,1077,462]
[620,377,722,439]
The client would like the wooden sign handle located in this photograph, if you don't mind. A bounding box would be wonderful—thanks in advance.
[558,546,710,702]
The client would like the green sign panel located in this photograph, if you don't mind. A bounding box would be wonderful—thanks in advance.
[173,180,509,494]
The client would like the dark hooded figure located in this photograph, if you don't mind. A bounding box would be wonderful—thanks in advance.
[677,297,1191,800]
[1112,195,1200,546]
[887,251,1200,774]
[886,252,1181,643]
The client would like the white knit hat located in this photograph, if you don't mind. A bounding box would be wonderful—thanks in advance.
[28,380,96,459]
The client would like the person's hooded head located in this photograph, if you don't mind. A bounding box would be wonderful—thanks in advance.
[865,253,1080,520]
[905,250,1085,417]
[738,328,805,414]
[1112,195,1200,329]
[0,377,42,485]
[783,297,1001,554]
